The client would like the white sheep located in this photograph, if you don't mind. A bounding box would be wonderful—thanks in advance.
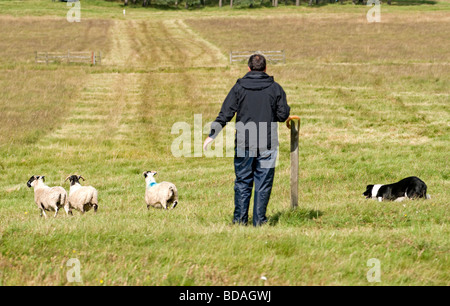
[64,175,98,214]
[26,175,69,218]
[143,171,178,210]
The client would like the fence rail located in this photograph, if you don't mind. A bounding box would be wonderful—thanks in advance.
[230,50,286,64]
[35,51,101,65]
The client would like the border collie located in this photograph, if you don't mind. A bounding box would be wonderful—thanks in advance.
[363,176,430,202]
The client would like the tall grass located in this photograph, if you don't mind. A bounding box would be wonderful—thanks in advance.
[0,1,448,285]
[0,17,112,146]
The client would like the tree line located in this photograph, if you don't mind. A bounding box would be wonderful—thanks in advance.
[122,0,390,9]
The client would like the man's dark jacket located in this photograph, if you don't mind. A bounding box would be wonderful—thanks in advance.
[209,71,290,151]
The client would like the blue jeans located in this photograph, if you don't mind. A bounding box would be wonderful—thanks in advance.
[233,149,277,226]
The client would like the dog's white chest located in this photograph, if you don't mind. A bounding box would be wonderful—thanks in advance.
[371,184,383,198]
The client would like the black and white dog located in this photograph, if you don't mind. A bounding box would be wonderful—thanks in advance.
[363,176,430,202]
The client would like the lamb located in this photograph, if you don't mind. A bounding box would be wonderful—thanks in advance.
[64,175,98,214]
[143,171,178,210]
[26,175,69,218]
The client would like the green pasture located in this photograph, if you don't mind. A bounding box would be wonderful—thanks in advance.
[0,0,448,285]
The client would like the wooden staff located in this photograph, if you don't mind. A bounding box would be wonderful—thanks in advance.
[286,116,301,209]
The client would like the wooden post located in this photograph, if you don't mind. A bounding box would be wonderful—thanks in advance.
[286,116,300,209]
[68,50,70,64]
[46,52,48,65]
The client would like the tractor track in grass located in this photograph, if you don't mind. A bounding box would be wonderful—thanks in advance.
[34,18,227,161]
[104,18,226,69]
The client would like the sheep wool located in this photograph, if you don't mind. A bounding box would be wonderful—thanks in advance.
[26,175,69,218]
[143,171,178,210]
[65,175,99,215]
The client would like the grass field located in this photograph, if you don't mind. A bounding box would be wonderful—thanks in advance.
[0,0,449,285]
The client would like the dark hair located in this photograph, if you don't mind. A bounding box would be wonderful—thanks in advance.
[248,54,266,71]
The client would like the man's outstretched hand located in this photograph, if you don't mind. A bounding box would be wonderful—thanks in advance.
[203,136,214,151]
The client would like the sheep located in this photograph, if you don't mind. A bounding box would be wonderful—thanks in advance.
[143,171,178,210]
[64,175,98,215]
[26,175,69,218]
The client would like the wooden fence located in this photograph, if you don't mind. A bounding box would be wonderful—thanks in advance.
[35,51,101,65]
[229,50,286,65]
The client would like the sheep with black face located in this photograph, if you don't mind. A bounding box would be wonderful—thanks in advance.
[26,175,68,218]
[65,175,98,215]
[143,171,178,210]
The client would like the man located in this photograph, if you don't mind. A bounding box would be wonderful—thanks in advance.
[203,54,290,226]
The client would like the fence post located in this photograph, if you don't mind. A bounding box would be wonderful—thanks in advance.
[68,50,70,64]
[46,52,48,65]
[92,51,95,65]
[286,116,301,209]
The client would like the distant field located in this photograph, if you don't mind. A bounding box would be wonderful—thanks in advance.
[186,13,450,63]
[0,17,112,145]
[0,0,448,285]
